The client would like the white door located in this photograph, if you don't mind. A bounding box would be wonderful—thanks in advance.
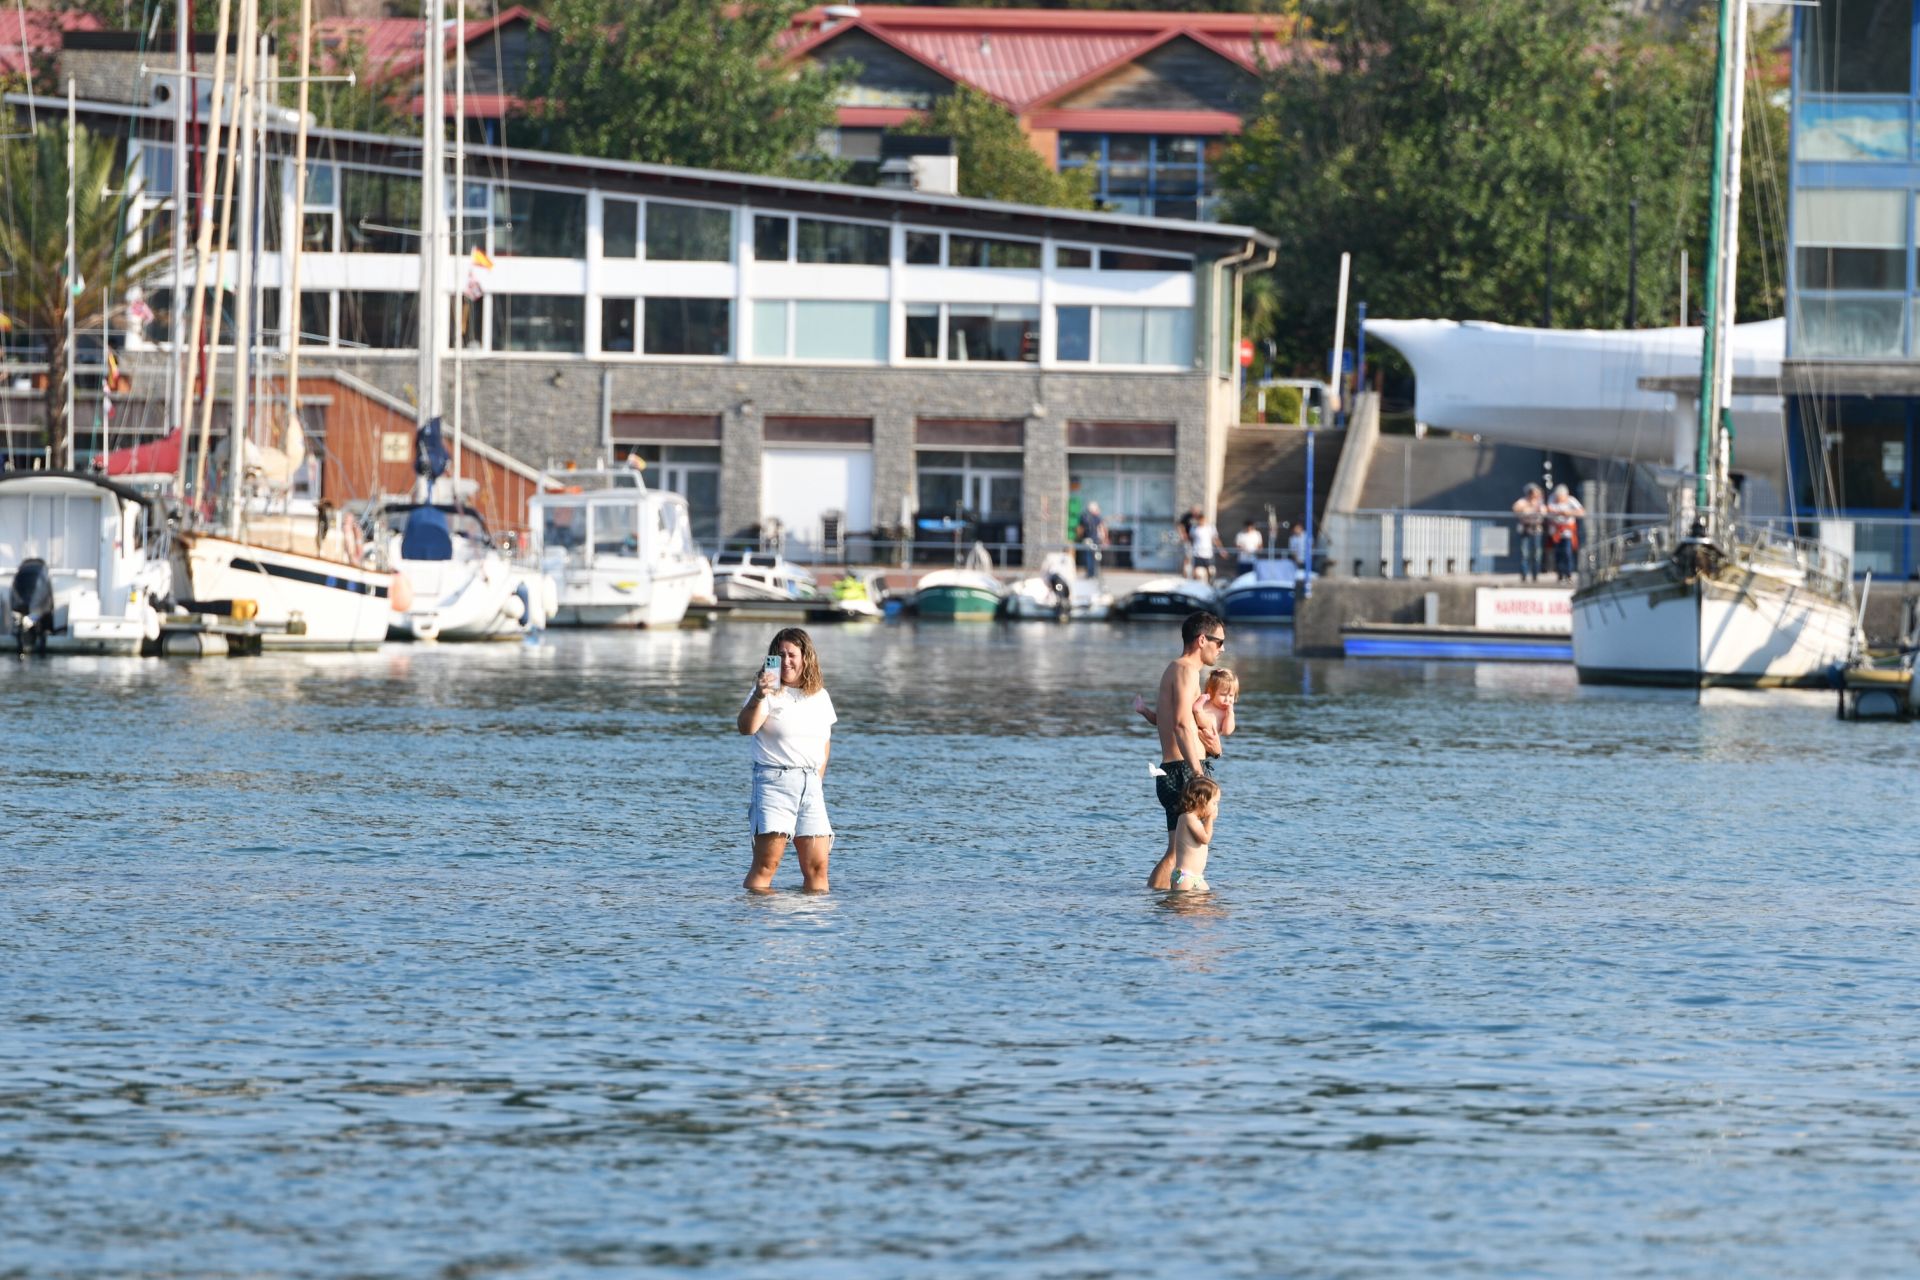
[761,449,873,560]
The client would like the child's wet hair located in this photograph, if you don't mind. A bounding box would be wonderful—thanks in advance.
[1206,667,1238,694]
[1178,775,1221,814]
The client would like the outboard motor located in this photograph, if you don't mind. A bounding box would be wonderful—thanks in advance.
[10,558,53,655]
[1046,571,1072,623]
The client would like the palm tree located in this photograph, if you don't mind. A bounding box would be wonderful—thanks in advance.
[0,122,158,459]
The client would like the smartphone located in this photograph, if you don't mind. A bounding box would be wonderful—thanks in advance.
[764,655,781,675]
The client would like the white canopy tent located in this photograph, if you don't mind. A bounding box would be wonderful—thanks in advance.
[1362,317,1787,487]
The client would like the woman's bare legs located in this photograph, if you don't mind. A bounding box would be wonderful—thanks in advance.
[745,832,789,892]
[794,835,832,893]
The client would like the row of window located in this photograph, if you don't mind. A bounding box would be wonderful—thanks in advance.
[155,155,1198,271]
[1057,133,1223,223]
[607,445,1180,550]
[1793,187,1920,357]
[153,290,1194,365]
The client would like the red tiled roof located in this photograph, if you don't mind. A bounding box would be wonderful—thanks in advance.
[313,6,544,81]
[784,7,1291,113]
[0,8,104,76]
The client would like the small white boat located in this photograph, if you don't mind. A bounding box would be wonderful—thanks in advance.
[531,466,708,628]
[1,471,170,655]
[381,503,552,642]
[1002,552,1113,621]
[914,568,1006,620]
[714,551,818,602]
[1115,576,1220,620]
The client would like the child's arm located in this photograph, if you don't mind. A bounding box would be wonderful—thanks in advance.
[1218,698,1236,738]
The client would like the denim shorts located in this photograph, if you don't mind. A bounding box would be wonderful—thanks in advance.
[749,764,833,838]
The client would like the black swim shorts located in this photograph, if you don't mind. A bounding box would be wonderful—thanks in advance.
[1155,758,1216,831]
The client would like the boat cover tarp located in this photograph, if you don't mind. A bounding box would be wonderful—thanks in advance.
[102,428,182,477]
[400,504,455,561]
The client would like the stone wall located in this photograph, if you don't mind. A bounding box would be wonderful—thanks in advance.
[303,352,1219,553]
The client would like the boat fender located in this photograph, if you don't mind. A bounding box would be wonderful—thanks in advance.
[389,571,414,613]
[511,582,531,624]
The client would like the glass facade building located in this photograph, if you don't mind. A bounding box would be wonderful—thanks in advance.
[1789,1,1920,576]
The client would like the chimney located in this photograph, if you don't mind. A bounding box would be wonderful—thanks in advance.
[879,133,959,196]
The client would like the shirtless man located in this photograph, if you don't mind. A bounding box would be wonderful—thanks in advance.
[1147,610,1226,889]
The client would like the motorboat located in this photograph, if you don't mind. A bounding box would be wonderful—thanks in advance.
[1001,551,1113,621]
[531,466,708,628]
[1115,576,1220,620]
[714,551,818,602]
[380,503,553,641]
[1,471,170,655]
[1220,558,1298,624]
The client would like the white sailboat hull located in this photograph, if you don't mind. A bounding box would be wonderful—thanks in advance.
[176,533,393,649]
[1572,562,1857,687]
[393,554,530,642]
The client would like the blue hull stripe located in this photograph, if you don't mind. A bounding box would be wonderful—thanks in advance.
[230,557,390,599]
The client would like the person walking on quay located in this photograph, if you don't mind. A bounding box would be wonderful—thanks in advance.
[1146,611,1227,890]
[1234,519,1264,575]
[1178,506,1200,576]
[1188,512,1221,583]
[736,627,837,893]
[1077,500,1109,578]
[1547,483,1585,583]
[1512,483,1547,582]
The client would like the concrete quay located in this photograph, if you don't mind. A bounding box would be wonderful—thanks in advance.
[1292,575,1920,657]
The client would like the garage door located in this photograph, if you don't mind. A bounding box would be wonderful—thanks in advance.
[761,449,873,560]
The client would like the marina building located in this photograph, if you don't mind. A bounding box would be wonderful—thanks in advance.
[1788,2,1920,578]
[28,88,1273,568]
[261,6,1287,220]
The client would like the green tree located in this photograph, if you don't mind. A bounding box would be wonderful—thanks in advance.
[1218,0,1773,372]
[522,0,847,178]
[894,87,1095,208]
[0,123,157,454]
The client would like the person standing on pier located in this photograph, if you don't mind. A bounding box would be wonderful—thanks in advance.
[737,627,836,893]
[1546,484,1585,583]
[1512,484,1546,582]
[1147,611,1226,890]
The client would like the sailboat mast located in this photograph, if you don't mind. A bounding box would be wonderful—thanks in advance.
[64,80,75,471]
[225,0,260,527]
[183,0,236,505]
[1695,0,1748,513]
[452,1,464,496]
[169,15,188,484]
[417,0,447,449]
[284,0,313,451]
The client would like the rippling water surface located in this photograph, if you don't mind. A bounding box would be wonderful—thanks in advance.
[7,623,1920,1278]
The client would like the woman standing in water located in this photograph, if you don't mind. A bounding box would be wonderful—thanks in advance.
[736,627,836,893]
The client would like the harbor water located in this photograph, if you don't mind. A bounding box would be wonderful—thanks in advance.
[6,624,1919,1277]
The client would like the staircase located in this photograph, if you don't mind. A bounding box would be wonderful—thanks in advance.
[1218,425,1344,537]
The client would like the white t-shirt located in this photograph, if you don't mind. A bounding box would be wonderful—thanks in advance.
[1189,522,1219,559]
[1235,528,1263,555]
[744,685,837,770]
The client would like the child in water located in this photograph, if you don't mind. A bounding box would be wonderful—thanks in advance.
[1169,775,1221,891]
[1135,667,1238,761]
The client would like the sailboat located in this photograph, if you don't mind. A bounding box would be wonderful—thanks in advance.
[384,10,550,644]
[1569,0,1858,687]
[169,0,395,648]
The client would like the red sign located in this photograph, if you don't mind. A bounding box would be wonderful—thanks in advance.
[1238,338,1254,367]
